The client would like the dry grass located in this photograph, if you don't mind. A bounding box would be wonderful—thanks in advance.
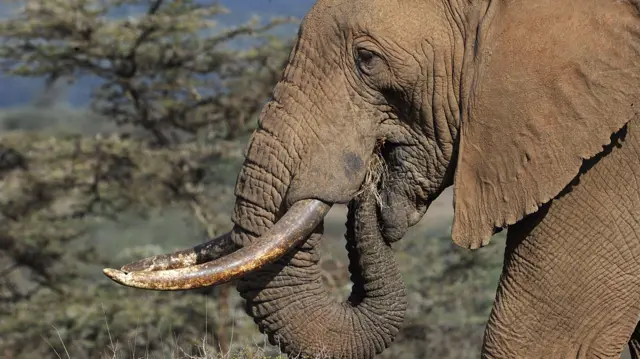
[46,313,336,359]
[354,139,389,207]
[42,311,284,359]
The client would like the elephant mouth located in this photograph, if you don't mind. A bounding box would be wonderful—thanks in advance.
[102,198,333,290]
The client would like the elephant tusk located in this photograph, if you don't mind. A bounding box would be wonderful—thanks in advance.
[102,199,332,290]
[117,232,237,273]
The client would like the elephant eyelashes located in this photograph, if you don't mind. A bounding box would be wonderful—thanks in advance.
[355,48,383,77]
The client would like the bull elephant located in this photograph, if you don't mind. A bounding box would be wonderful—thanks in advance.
[103,0,640,358]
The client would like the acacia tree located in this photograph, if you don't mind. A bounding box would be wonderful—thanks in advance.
[0,0,294,145]
[0,1,297,357]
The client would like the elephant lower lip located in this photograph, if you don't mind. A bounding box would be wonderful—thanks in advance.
[102,199,332,290]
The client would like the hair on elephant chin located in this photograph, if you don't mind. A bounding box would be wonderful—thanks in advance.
[353,139,388,207]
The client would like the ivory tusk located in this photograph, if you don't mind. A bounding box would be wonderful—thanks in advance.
[103,199,331,290]
[118,232,236,272]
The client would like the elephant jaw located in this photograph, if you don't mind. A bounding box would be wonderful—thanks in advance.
[102,199,332,290]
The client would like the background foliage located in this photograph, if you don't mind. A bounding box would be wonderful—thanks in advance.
[0,1,605,359]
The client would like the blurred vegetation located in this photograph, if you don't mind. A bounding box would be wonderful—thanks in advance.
[0,0,292,145]
[0,1,515,358]
[0,0,295,357]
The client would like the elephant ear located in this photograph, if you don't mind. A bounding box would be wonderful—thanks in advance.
[451,0,640,249]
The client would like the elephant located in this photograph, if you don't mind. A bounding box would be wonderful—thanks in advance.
[102,0,640,358]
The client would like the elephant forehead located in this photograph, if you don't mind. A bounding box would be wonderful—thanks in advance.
[305,0,445,38]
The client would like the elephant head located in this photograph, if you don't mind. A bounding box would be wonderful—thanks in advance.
[104,0,640,357]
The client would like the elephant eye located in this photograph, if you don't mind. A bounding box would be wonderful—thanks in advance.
[355,48,382,76]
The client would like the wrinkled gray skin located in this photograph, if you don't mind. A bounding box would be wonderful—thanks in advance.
[225,0,640,358]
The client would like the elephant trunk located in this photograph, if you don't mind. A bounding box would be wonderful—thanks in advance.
[237,200,407,358]
[104,117,408,358]
[229,126,407,358]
